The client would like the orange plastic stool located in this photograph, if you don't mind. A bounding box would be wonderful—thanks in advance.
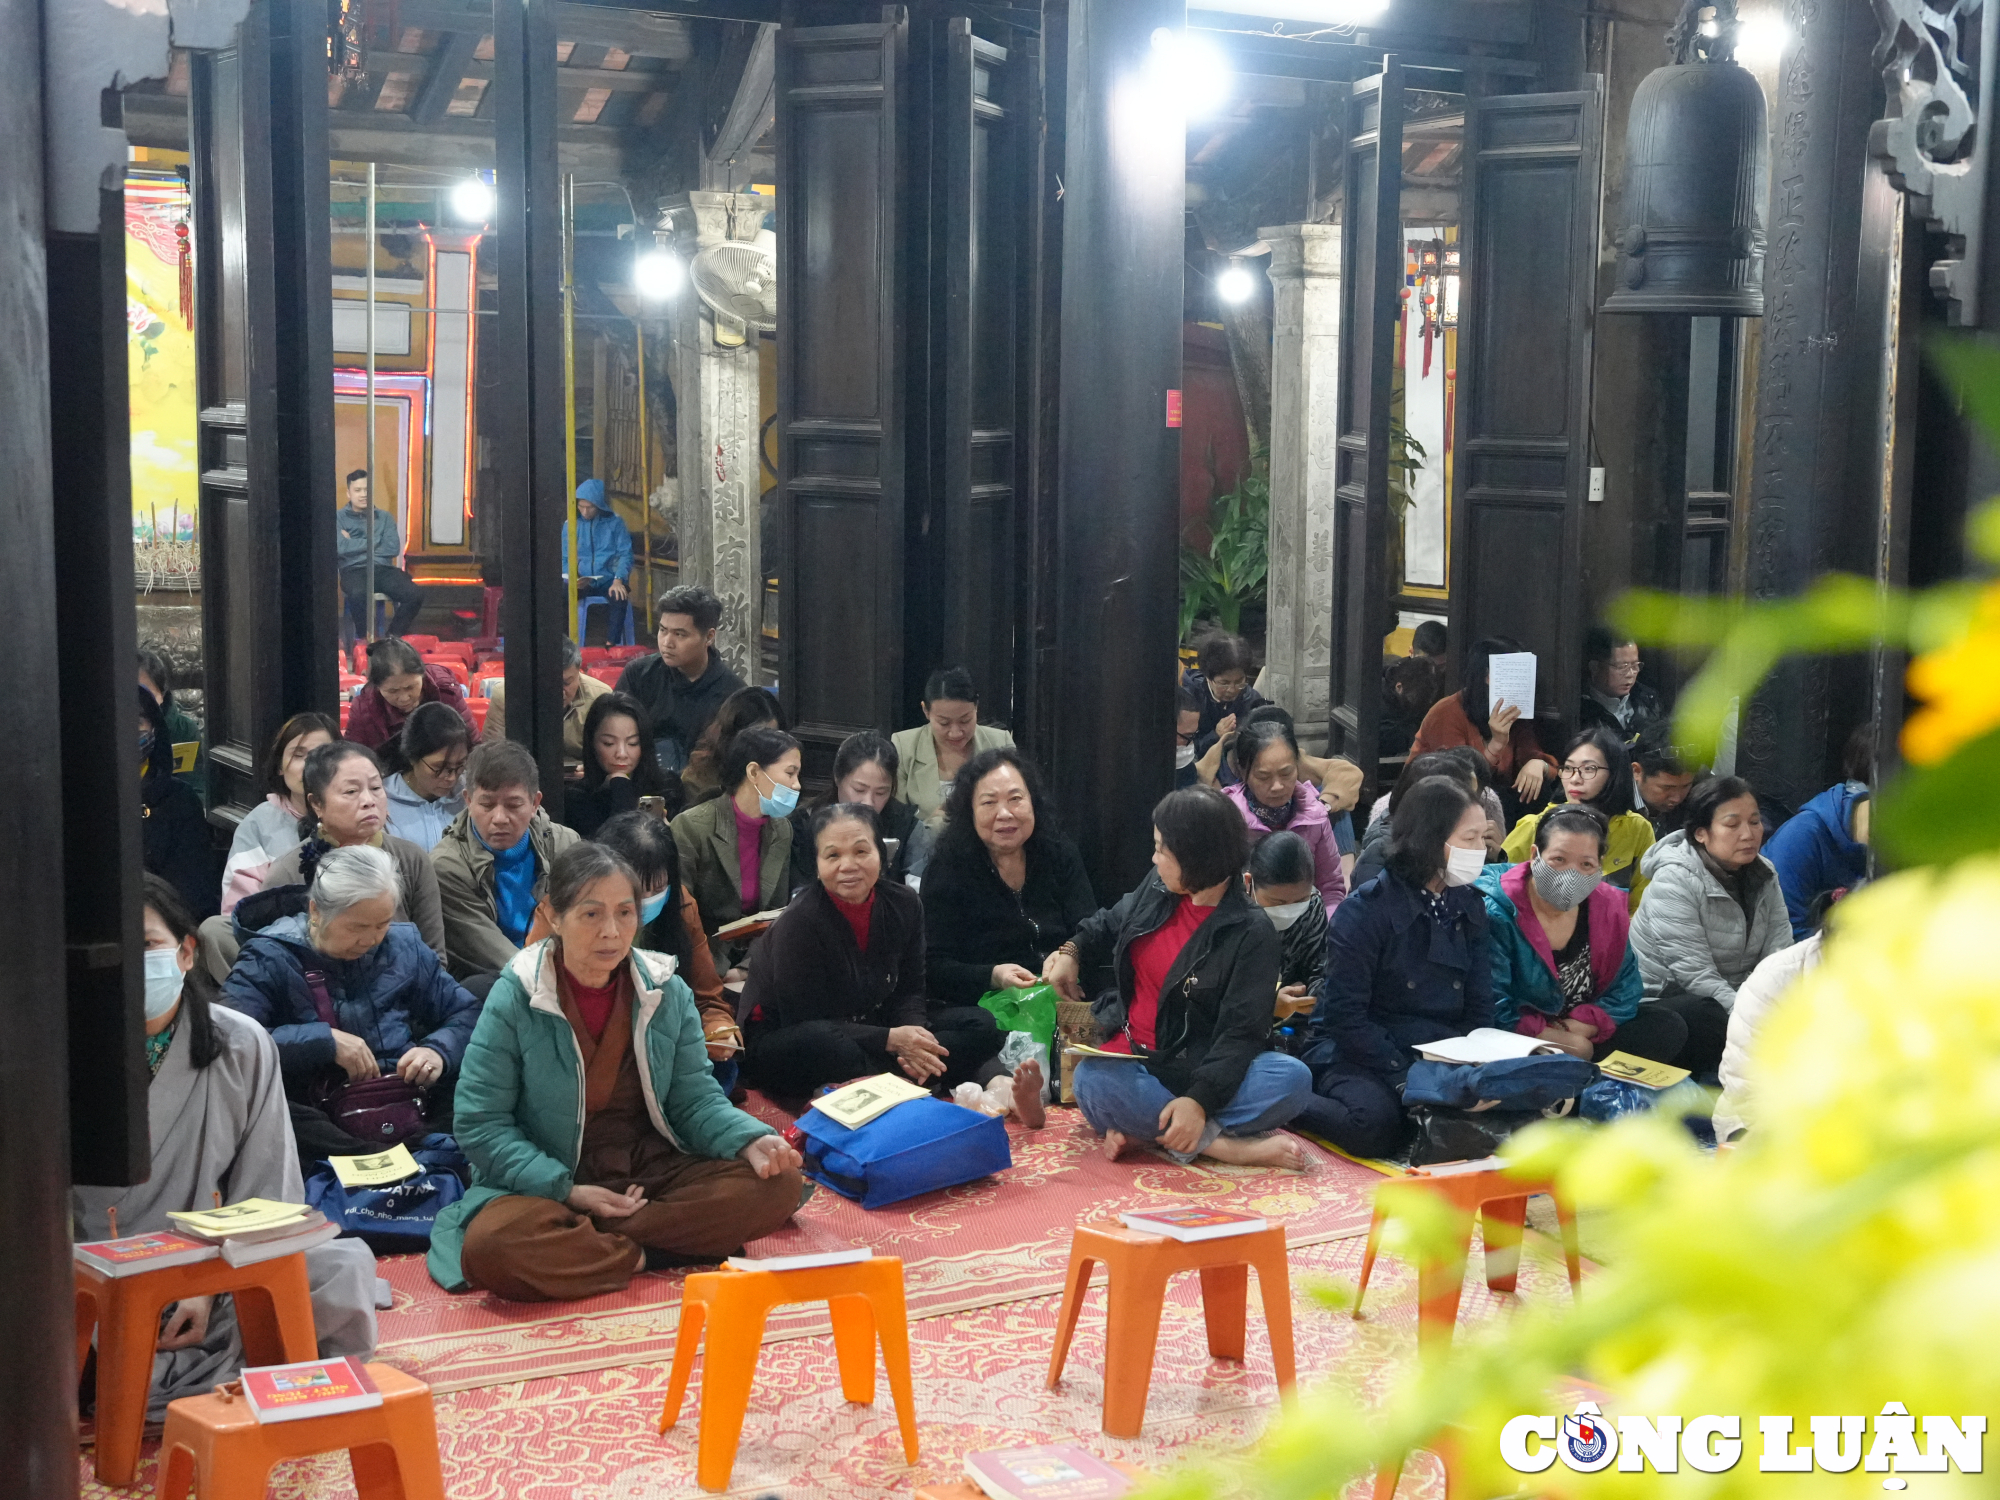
[1353,1167,1581,1356]
[77,1250,320,1487]
[1046,1221,1295,1438]
[659,1256,920,1492]
[153,1362,444,1500]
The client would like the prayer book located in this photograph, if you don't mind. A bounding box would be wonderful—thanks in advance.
[1407,1154,1507,1178]
[1117,1207,1267,1242]
[725,1247,873,1273]
[239,1357,382,1424]
[73,1231,220,1277]
[965,1445,1135,1500]
[1415,1028,1559,1065]
[811,1073,931,1128]
[168,1197,315,1242]
[1486,651,1537,717]
[1059,1042,1146,1062]
[328,1143,421,1189]
[220,1218,340,1268]
[1596,1052,1693,1089]
[716,908,787,938]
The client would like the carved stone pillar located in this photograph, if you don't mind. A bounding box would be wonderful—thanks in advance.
[664,191,769,683]
[1260,223,1340,753]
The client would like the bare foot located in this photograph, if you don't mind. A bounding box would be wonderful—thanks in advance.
[1201,1133,1308,1171]
[1011,1060,1047,1129]
[1103,1130,1131,1162]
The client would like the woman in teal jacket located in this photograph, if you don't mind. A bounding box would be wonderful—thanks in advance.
[1476,804,1687,1064]
[428,842,802,1301]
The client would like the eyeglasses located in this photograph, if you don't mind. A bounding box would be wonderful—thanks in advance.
[417,756,468,780]
[1607,659,1644,674]
[1559,760,1609,777]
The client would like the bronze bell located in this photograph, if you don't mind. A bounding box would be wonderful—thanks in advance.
[1603,0,1769,316]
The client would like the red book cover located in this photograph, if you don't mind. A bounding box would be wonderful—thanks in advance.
[74,1231,219,1276]
[965,1445,1133,1500]
[240,1357,383,1424]
[1117,1206,1268,1241]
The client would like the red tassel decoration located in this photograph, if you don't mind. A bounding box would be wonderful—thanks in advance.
[175,221,194,329]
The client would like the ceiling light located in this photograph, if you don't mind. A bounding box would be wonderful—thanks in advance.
[450,175,494,222]
[1189,0,1389,23]
[634,248,685,300]
[1734,13,1788,66]
[1149,27,1231,118]
[1217,263,1256,303]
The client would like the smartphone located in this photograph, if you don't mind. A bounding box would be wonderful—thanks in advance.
[883,836,902,863]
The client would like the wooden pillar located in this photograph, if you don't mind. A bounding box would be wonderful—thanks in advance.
[1,0,86,1478]
[1050,0,1186,895]
[493,0,570,811]
[1739,0,1888,807]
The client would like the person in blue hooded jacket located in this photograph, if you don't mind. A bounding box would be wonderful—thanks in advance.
[562,478,634,639]
[221,844,482,1158]
[1763,725,1872,940]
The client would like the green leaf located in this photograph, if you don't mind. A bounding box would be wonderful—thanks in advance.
[1874,725,2000,866]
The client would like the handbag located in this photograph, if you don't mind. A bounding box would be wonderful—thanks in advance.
[795,1095,1012,1209]
[304,1136,469,1249]
[1406,1104,1546,1167]
[1403,1055,1595,1113]
[303,969,428,1145]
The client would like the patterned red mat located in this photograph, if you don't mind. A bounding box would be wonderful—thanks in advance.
[85,1229,1589,1499]
[368,1107,1380,1393]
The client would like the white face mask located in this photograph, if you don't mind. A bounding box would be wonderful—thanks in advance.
[1174,744,1196,770]
[1261,897,1314,931]
[1442,844,1487,887]
[143,945,187,1021]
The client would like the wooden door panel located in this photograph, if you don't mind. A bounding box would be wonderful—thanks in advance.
[1449,81,1604,745]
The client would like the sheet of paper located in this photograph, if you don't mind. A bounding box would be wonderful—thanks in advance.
[1487,651,1537,719]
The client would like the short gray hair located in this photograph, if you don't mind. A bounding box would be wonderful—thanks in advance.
[561,635,583,671]
[310,844,401,919]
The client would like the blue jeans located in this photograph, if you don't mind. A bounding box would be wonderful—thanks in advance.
[710,1056,740,1096]
[1072,1052,1314,1164]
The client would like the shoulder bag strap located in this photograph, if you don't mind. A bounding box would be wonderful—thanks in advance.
[303,968,338,1029]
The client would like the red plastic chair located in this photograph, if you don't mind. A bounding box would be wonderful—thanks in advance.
[339,703,352,732]
[607,643,650,662]
[431,641,475,669]
[466,699,490,732]
[579,646,613,667]
[588,665,622,686]
[475,669,504,698]
[339,674,365,702]
[421,657,470,690]
[400,634,440,653]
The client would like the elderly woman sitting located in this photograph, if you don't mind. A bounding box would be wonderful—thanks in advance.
[222,845,482,1162]
[428,842,804,1302]
[75,876,380,1420]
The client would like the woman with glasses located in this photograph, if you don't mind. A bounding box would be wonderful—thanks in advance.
[1502,725,1657,906]
[383,702,472,851]
[1577,627,1666,742]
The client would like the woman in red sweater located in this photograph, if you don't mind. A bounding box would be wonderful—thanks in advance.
[1411,636,1556,808]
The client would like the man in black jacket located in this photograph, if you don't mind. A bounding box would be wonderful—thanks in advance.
[1044,786,1313,1169]
[614,584,746,771]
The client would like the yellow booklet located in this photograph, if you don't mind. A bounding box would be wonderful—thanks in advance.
[167,1197,311,1238]
[1596,1051,1692,1089]
[327,1143,421,1189]
[811,1073,930,1128]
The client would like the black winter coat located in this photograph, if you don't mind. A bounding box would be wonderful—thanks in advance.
[1070,874,1281,1116]
[920,830,1098,1006]
[740,879,928,1053]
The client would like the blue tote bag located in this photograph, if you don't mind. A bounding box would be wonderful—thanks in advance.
[795,1097,1012,1209]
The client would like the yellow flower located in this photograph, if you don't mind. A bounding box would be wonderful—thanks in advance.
[1902,580,2000,764]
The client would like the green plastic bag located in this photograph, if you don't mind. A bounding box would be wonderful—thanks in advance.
[977,981,1059,1055]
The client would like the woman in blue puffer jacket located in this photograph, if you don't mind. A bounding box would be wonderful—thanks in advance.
[222,845,482,1159]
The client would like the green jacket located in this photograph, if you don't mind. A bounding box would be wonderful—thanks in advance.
[426,940,777,1291]
[431,808,579,979]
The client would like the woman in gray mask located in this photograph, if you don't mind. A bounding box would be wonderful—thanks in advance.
[1475,803,1688,1063]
